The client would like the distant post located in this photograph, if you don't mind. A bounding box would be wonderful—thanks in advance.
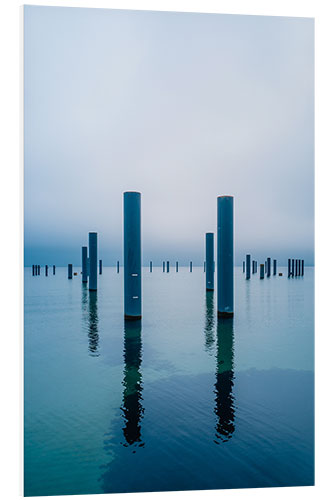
[117,261,120,273]
[273,259,277,276]
[190,261,193,272]
[99,259,102,275]
[243,261,245,273]
[246,254,251,280]
[260,264,265,279]
[217,195,234,317]
[204,261,206,273]
[301,260,304,276]
[37,265,40,275]
[176,261,179,272]
[166,261,170,273]
[45,265,48,276]
[68,264,73,279]
[292,259,295,277]
[82,246,88,283]
[124,191,142,320]
[205,232,214,291]
[89,232,98,291]
[150,261,152,272]
[288,259,291,277]
[267,257,271,277]
[163,261,165,272]
[53,265,56,275]
[252,260,255,274]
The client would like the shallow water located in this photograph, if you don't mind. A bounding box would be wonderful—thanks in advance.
[24,266,314,496]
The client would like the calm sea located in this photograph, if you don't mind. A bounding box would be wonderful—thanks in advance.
[24,266,314,496]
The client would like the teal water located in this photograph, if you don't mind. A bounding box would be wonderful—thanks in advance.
[24,266,314,496]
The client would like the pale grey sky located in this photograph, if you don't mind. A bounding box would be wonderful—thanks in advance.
[24,6,314,266]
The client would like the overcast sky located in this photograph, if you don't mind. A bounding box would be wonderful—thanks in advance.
[24,6,314,266]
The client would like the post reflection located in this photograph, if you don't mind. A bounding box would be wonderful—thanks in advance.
[214,318,235,443]
[204,292,215,354]
[83,287,99,357]
[121,320,144,449]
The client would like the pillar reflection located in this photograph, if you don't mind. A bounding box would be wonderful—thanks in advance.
[87,290,99,357]
[121,320,144,449]
[204,292,215,354]
[214,318,235,443]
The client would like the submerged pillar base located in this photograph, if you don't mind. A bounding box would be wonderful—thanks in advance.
[206,288,214,292]
[124,314,142,321]
[218,310,234,318]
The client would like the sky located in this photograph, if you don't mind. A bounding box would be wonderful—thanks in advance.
[24,6,314,266]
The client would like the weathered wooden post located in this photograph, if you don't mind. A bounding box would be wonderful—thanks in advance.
[246,254,251,280]
[217,195,234,317]
[68,264,73,279]
[205,232,214,291]
[89,232,98,291]
[124,191,142,320]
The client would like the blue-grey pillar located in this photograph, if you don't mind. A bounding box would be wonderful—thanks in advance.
[205,232,214,291]
[265,260,267,273]
[37,265,40,275]
[68,264,73,279]
[288,259,291,277]
[246,254,251,280]
[45,265,48,276]
[82,246,88,283]
[190,261,193,272]
[204,261,206,273]
[260,264,264,279]
[117,261,119,273]
[150,261,152,272]
[252,260,255,274]
[267,257,271,277]
[89,232,98,291]
[292,259,295,277]
[273,259,277,275]
[217,196,234,318]
[176,261,178,272]
[163,261,165,272]
[301,260,304,276]
[242,261,245,273]
[53,265,56,275]
[166,261,170,273]
[99,259,102,275]
[32,265,34,276]
[124,191,142,320]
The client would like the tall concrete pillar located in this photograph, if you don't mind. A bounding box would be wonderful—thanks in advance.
[205,232,214,291]
[89,232,98,291]
[217,196,234,318]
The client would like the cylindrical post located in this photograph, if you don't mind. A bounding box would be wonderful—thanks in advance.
[32,265,34,276]
[288,259,291,277]
[265,260,267,273]
[205,232,214,291]
[150,261,152,272]
[82,246,88,283]
[246,254,251,280]
[190,261,193,272]
[166,261,170,273]
[53,265,55,275]
[117,261,119,273]
[99,259,102,275]
[45,265,48,276]
[292,259,295,277]
[217,196,234,317]
[252,260,255,274]
[163,261,165,272]
[124,191,142,320]
[89,232,98,291]
[267,257,271,277]
[68,264,73,279]
[302,260,304,276]
[242,261,245,273]
[176,261,178,272]
[38,265,40,275]
[204,261,206,273]
[260,264,264,279]
[273,259,277,276]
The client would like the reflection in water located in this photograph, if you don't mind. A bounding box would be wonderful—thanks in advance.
[82,285,99,357]
[121,320,144,449]
[204,292,215,354]
[214,318,235,443]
